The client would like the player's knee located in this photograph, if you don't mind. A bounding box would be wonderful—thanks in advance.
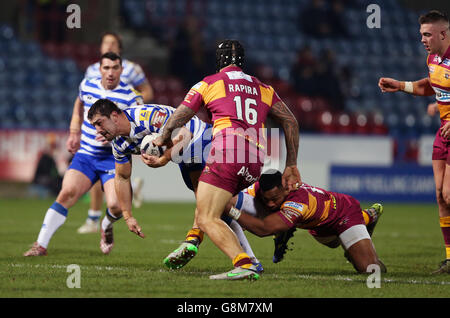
[441,189,450,207]
[106,202,121,215]
[57,186,80,205]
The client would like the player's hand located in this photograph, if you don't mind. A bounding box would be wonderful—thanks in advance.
[153,135,174,149]
[282,166,302,192]
[427,102,438,117]
[66,132,81,154]
[378,77,401,93]
[140,153,169,168]
[441,122,450,140]
[125,217,145,238]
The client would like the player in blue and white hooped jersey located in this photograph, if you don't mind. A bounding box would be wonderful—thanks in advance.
[87,99,264,272]
[77,31,153,234]
[24,52,142,257]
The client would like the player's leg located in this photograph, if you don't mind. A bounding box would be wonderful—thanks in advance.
[164,168,203,269]
[339,225,386,273]
[227,192,263,271]
[98,177,122,254]
[195,182,259,280]
[131,177,144,208]
[24,169,93,256]
[77,180,103,234]
[432,159,450,273]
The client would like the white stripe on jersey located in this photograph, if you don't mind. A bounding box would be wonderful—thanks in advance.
[84,59,146,87]
[78,78,142,157]
[112,104,211,163]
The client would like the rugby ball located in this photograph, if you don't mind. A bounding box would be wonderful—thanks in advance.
[141,133,166,157]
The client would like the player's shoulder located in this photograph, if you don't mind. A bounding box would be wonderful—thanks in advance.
[80,77,100,89]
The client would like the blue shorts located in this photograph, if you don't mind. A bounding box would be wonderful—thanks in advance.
[177,129,212,191]
[68,152,116,186]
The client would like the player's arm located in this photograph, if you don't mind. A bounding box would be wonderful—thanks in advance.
[154,105,196,148]
[228,208,290,237]
[268,101,302,190]
[378,77,435,96]
[141,127,192,168]
[135,80,154,103]
[114,161,145,238]
[66,96,84,154]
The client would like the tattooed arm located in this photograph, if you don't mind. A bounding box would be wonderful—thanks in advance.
[268,101,301,190]
[154,105,196,148]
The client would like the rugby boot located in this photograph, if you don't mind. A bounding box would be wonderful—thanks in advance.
[432,259,450,274]
[209,264,260,281]
[100,225,114,255]
[365,203,384,237]
[24,242,47,256]
[77,218,99,234]
[164,239,199,269]
[273,227,297,263]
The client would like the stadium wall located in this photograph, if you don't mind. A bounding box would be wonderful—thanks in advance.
[0,130,435,202]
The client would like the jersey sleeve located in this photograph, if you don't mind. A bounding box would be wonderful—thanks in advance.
[180,81,207,112]
[78,78,87,102]
[276,200,308,228]
[112,143,131,164]
[129,63,146,87]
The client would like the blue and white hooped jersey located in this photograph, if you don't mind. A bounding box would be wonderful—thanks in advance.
[113,104,212,164]
[84,59,146,88]
[78,78,143,157]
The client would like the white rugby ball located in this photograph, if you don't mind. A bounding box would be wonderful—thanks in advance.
[141,133,166,157]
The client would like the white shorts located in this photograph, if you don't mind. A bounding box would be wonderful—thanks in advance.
[313,224,371,250]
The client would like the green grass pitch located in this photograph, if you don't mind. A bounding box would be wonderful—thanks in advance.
[1,198,449,298]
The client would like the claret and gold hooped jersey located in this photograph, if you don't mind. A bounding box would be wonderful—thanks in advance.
[427,46,450,120]
[181,66,282,152]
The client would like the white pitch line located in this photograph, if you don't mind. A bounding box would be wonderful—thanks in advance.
[8,263,450,286]
[295,274,450,286]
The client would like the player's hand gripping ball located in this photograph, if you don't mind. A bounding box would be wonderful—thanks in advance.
[141,133,166,157]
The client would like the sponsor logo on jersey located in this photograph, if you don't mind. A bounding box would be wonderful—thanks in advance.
[150,110,167,128]
[443,58,450,67]
[280,201,305,223]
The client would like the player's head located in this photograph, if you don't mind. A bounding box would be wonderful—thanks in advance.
[88,99,123,141]
[215,39,244,72]
[419,10,450,54]
[100,31,123,55]
[259,170,289,211]
[100,52,123,89]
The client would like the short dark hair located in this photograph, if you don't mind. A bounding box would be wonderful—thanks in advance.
[259,169,283,192]
[88,99,122,121]
[100,52,122,65]
[419,10,449,25]
[101,31,123,52]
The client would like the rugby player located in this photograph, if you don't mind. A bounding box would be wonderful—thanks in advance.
[87,99,263,272]
[226,170,386,274]
[77,32,153,234]
[378,10,450,274]
[24,52,142,256]
[154,40,301,280]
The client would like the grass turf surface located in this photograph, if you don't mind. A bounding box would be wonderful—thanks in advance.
[1,198,449,298]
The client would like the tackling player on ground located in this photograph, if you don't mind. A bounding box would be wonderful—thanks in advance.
[154,39,301,280]
[378,10,450,274]
[226,170,386,273]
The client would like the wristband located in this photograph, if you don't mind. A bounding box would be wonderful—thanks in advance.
[402,81,414,94]
[228,206,241,220]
